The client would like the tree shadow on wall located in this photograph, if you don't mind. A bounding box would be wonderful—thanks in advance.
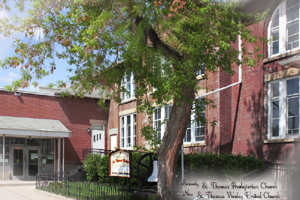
[244,89,295,163]
[184,118,219,154]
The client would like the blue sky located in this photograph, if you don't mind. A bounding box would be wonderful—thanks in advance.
[0,6,72,91]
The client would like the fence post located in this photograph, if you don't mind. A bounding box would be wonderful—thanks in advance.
[128,178,130,191]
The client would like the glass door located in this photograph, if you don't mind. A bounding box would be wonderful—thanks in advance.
[13,149,24,177]
[28,149,39,176]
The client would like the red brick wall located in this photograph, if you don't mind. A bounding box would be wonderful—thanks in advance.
[105,20,299,164]
[0,90,107,164]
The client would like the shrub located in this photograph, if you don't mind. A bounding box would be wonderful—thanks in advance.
[83,152,264,187]
[83,152,153,188]
[177,152,264,181]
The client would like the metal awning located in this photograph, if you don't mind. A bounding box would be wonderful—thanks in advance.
[0,116,71,138]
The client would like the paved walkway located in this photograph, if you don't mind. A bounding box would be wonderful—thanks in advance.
[0,181,70,200]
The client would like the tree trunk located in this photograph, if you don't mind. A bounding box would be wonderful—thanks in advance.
[157,84,195,200]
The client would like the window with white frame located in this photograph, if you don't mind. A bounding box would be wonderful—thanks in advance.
[121,71,136,101]
[269,0,300,57]
[268,76,300,139]
[153,105,172,140]
[184,111,205,143]
[120,113,136,148]
[196,63,205,77]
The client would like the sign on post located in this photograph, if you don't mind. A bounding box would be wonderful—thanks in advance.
[109,149,132,178]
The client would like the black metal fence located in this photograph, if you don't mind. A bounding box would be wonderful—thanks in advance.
[36,172,136,200]
[241,162,300,200]
[82,149,112,161]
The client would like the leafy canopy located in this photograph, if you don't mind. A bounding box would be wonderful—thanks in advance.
[0,0,264,150]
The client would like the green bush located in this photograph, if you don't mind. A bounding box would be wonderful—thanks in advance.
[177,152,264,181]
[83,152,264,187]
[83,152,153,188]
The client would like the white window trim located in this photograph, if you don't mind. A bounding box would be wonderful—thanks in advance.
[120,113,136,149]
[268,0,300,58]
[268,76,300,140]
[121,72,136,102]
[184,111,206,144]
[153,105,172,140]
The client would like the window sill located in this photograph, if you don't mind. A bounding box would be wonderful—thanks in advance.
[196,75,205,80]
[263,48,300,64]
[183,142,206,148]
[263,137,300,144]
[121,97,136,104]
[120,147,134,150]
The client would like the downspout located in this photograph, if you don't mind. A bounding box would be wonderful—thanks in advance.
[181,24,243,186]
[3,134,5,181]
[195,33,242,99]
[195,29,243,153]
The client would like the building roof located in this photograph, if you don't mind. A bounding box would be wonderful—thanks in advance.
[0,116,71,138]
[0,86,109,100]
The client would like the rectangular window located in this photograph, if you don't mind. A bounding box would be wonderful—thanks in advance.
[286,78,300,135]
[184,110,206,143]
[0,137,9,163]
[121,71,136,101]
[268,77,300,139]
[121,117,125,148]
[184,120,192,142]
[196,63,205,76]
[286,0,299,50]
[126,115,131,148]
[153,105,172,140]
[195,112,205,142]
[154,107,162,140]
[41,139,54,164]
[120,113,136,149]
[133,115,136,146]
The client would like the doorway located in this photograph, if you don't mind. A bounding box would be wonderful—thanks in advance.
[12,147,39,179]
[91,125,105,150]
[110,135,117,150]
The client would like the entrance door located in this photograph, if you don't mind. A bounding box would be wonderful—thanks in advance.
[91,125,105,150]
[111,135,117,150]
[13,147,39,179]
[28,149,39,177]
[13,149,24,178]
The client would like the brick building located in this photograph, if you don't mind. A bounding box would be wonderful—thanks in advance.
[0,86,108,180]
[106,0,300,165]
[2,0,300,180]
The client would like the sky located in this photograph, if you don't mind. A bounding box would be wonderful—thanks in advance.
[0,5,72,91]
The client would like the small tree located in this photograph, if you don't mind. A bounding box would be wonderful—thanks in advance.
[0,0,265,199]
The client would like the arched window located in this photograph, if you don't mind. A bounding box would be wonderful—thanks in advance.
[269,0,300,57]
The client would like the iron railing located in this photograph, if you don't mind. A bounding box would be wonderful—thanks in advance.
[36,172,135,200]
[82,149,112,161]
[241,162,300,200]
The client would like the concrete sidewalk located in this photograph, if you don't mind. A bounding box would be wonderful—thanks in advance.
[0,180,36,186]
[0,181,71,200]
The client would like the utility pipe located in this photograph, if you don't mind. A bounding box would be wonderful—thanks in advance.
[58,138,61,174]
[2,134,5,181]
[181,145,184,183]
[63,138,65,176]
[182,32,243,183]
[196,33,243,99]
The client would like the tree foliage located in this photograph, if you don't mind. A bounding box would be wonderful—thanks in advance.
[0,0,265,199]
[1,0,263,101]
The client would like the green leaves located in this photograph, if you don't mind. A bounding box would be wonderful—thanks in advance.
[1,0,265,152]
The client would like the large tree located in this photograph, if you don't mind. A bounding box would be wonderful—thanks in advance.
[0,0,263,199]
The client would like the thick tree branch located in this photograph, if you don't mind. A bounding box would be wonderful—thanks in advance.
[145,27,182,61]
